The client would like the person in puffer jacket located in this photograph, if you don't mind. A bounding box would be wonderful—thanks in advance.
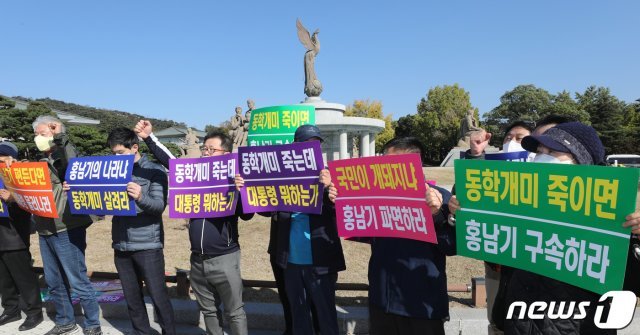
[107,127,176,335]
[133,120,253,335]
[495,122,640,335]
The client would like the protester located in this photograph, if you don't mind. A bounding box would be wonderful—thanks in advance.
[106,127,176,335]
[135,120,251,335]
[346,137,454,335]
[501,121,534,152]
[495,122,620,334]
[236,124,344,335]
[465,120,533,160]
[0,142,43,331]
[32,115,101,335]
[491,121,533,334]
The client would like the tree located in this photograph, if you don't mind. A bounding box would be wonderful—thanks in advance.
[409,84,475,164]
[0,100,55,159]
[67,126,110,156]
[618,102,640,153]
[548,91,590,123]
[483,85,589,145]
[0,96,15,109]
[484,85,553,138]
[345,99,395,153]
[576,86,627,154]
[394,114,418,139]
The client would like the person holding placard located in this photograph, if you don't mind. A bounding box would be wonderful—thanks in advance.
[107,128,176,335]
[135,121,251,335]
[31,115,100,335]
[236,125,344,335]
[496,122,616,334]
[345,137,454,335]
[0,142,43,331]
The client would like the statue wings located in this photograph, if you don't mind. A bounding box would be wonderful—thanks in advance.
[296,19,315,51]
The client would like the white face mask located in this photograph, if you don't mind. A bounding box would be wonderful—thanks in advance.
[502,140,525,153]
[34,135,54,152]
[533,153,573,164]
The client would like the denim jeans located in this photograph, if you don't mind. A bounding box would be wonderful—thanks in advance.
[39,227,100,328]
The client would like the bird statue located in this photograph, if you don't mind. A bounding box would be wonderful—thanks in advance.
[296,19,323,97]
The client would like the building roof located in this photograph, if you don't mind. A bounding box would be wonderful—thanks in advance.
[154,126,206,138]
[11,98,100,125]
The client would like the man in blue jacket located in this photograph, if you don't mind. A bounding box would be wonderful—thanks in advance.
[365,137,455,335]
[107,127,176,335]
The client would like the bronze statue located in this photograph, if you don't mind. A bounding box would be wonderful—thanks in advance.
[230,106,244,151]
[458,109,481,147]
[240,110,251,147]
[247,99,255,112]
[296,19,323,97]
[180,128,201,158]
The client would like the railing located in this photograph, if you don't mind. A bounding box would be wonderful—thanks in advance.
[33,267,487,307]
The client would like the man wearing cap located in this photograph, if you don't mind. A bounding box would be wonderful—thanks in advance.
[0,142,44,331]
[236,124,344,335]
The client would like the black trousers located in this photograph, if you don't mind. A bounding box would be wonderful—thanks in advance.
[284,263,338,335]
[369,304,445,335]
[271,257,321,335]
[114,249,176,335]
[0,249,42,317]
[271,257,293,334]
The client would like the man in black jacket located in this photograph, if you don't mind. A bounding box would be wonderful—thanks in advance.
[236,125,344,335]
[360,137,455,335]
[0,142,44,331]
[134,121,252,335]
[107,128,176,335]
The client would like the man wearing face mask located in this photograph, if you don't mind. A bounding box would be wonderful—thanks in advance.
[501,121,533,153]
[31,116,101,335]
[449,120,533,335]
[104,127,176,335]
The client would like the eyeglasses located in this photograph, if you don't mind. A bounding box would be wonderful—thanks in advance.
[201,147,226,154]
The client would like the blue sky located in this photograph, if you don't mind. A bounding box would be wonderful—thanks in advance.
[2,1,639,129]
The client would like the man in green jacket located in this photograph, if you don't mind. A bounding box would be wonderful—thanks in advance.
[32,115,101,335]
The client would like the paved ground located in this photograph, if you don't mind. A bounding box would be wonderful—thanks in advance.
[0,308,640,335]
[0,314,281,335]
[3,301,640,334]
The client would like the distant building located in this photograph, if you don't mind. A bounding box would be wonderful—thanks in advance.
[153,126,206,144]
[12,98,101,126]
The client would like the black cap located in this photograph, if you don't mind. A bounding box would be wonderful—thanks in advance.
[0,142,18,159]
[294,124,324,142]
[521,122,604,165]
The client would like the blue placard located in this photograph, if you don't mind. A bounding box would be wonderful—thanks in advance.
[484,151,530,162]
[0,178,9,218]
[65,155,136,216]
